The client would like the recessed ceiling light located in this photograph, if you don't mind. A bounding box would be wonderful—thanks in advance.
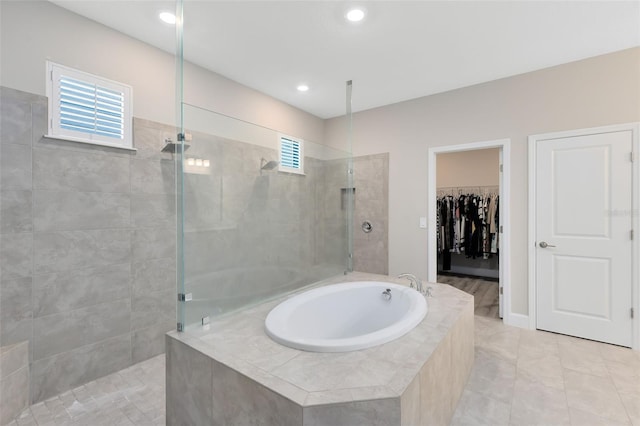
[346,8,365,22]
[159,12,176,25]
[297,84,309,92]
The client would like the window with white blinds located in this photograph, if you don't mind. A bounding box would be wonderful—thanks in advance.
[279,134,304,174]
[46,61,133,150]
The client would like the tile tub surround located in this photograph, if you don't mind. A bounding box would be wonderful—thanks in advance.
[0,86,177,404]
[353,153,389,276]
[166,272,474,425]
[0,341,29,425]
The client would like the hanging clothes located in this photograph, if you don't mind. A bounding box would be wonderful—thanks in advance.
[436,189,499,265]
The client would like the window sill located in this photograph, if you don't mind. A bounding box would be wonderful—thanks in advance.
[43,134,137,152]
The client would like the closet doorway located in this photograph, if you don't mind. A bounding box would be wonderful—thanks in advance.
[428,139,511,323]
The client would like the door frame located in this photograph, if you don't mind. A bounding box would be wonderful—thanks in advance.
[427,138,512,325]
[528,123,640,350]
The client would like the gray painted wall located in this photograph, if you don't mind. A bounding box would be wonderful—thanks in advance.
[0,87,176,403]
[324,47,640,316]
[0,1,325,146]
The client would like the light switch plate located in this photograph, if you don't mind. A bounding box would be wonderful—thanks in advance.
[419,217,427,228]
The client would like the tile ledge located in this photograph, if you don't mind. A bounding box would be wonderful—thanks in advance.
[43,135,137,152]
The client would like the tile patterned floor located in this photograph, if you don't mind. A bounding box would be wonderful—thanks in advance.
[453,316,640,426]
[8,317,640,425]
[8,354,165,426]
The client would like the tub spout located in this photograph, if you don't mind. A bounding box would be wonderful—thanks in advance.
[381,288,392,301]
[398,273,424,294]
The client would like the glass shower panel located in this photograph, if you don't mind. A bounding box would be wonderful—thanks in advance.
[175,0,186,331]
[346,80,354,273]
[180,103,351,329]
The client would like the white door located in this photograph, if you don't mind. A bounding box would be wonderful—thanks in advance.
[536,130,633,347]
[498,149,504,319]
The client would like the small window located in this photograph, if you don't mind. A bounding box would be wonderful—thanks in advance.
[278,134,304,174]
[46,61,134,150]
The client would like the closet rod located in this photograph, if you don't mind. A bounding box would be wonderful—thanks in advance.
[436,185,499,196]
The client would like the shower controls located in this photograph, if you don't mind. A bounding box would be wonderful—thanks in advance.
[361,221,373,233]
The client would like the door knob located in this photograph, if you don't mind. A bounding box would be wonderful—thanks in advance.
[539,241,556,248]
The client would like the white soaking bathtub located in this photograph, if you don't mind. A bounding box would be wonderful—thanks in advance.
[265,281,427,352]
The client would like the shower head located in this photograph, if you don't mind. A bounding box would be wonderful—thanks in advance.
[161,139,190,153]
[260,158,279,171]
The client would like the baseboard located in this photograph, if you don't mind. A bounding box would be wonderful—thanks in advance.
[504,313,530,329]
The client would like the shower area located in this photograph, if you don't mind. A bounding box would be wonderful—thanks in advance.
[173,2,354,332]
[164,5,474,425]
[175,106,353,330]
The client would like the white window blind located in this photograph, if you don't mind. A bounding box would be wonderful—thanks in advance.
[46,61,133,150]
[279,134,304,174]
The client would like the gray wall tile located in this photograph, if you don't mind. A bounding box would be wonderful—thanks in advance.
[166,337,213,426]
[303,398,400,426]
[33,229,131,274]
[211,358,303,426]
[132,118,175,161]
[0,362,29,425]
[30,334,131,403]
[130,158,175,194]
[32,299,131,360]
[0,86,42,105]
[132,257,175,295]
[184,189,222,231]
[1,89,179,402]
[0,277,32,347]
[33,191,130,232]
[131,322,174,364]
[183,173,221,194]
[33,263,130,317]
[131,227,176,261]
[0,90,32,146]
[33,148,130,193]
[0,340,29,378]
[0,143,32,190]
[184,229,239,277]
[352,153,389,275]
[401,376,421,426]
[1,190,32,233]
[0,233,33,279]
[33,134,134,158]
[131,288,175,330]
[30,100,47,146]
[131,193,176,228]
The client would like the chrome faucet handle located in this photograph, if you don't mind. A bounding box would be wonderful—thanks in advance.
[398,273,419,290]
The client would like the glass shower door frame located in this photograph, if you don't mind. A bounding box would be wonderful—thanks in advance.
[175,0,186,332]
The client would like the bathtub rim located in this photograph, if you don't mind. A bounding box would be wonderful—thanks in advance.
[264,281,428,352]
[166,271,476,411]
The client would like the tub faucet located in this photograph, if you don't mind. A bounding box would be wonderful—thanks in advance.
[398,273,423,294]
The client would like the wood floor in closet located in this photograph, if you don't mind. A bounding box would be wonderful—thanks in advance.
[437,274,500,319]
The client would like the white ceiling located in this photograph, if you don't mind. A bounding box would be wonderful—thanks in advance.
[50,1,640,119]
